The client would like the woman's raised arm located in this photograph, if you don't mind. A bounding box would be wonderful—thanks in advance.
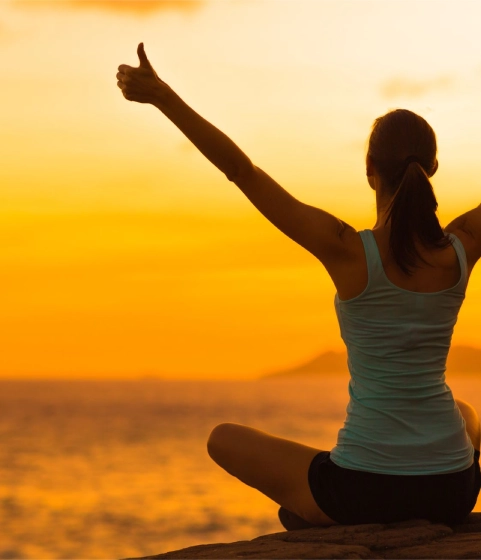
[117,43,253,181]
[117,44,350,264]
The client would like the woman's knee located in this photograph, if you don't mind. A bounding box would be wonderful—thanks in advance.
[455,399,481,450]
[207,422,238,461]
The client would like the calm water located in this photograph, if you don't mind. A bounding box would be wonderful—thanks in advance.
[0,376,480,560]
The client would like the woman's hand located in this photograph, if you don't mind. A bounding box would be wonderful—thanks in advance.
[117,43,171,105]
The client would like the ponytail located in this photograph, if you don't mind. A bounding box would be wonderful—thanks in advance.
[368,109,453,277]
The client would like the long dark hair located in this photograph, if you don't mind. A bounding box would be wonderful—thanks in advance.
[367,109,453,276]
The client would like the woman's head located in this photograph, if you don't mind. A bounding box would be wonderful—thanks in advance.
[366,108,452,276]
[367,109,438,188]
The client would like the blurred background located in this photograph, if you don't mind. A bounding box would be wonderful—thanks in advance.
[1,1,480,558]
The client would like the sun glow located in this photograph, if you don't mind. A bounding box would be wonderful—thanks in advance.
[1,0,481,378]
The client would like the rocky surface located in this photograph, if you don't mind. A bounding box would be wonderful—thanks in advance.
[123,512,481,559]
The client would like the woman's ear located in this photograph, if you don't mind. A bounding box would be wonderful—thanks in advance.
[366,154,376,190]
[366,154,374,177]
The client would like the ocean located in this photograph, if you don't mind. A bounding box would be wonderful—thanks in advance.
[0,376,480,559]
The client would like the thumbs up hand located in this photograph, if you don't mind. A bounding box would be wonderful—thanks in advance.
[117,43,171,105]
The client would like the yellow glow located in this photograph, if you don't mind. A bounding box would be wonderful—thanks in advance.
[1,0,481,378]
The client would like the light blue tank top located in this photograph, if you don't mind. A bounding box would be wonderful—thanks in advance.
[330,229,474,475]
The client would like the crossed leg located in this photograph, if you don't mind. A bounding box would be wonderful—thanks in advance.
[207,423,339,526]
[207,400,480,528]
[455,398,481,451]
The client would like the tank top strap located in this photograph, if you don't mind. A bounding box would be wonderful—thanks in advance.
[444,231,469,292]
[358,229,469,294]
[358,229,385,285]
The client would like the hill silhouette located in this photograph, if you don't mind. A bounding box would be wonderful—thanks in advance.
[260,345,481,379]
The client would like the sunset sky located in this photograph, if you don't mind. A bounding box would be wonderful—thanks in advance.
[1,0,481,379]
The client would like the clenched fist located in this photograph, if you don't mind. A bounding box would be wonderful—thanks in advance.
[117,43,171,105]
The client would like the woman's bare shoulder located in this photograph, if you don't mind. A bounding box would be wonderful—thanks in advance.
[444,205,481,270]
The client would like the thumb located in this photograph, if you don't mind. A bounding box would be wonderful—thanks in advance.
[137,42,152,69]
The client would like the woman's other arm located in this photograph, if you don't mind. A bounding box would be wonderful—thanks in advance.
[445,203,481,271]
[116,44,351,264]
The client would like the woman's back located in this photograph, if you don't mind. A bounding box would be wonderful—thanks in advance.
[329,228,474,475]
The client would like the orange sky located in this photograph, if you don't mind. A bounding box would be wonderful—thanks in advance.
[1,0,481,379]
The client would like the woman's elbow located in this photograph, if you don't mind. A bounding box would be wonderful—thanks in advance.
[228,161,256,183]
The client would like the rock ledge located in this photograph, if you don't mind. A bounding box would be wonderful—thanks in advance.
[122,512,481,559]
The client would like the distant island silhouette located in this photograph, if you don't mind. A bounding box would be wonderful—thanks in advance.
[259,345,481,379]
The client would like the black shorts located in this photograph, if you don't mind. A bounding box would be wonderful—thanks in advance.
[308,449,481,525]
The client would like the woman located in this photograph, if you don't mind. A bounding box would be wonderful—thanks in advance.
[117,44,481,527]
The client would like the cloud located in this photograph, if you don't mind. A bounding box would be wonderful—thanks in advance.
[381,75,455,99]
[12,0,204,16]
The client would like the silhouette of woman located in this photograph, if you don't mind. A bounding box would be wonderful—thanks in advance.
[117,44,481,527]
